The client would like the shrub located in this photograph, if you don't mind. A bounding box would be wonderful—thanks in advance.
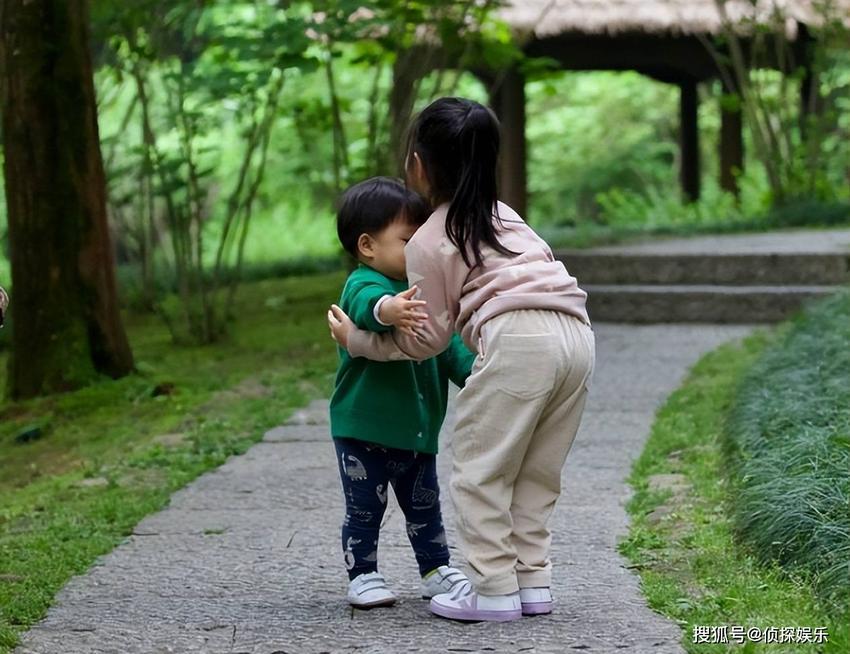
[724,291,850,609]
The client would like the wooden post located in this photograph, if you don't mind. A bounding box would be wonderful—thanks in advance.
[798,25,819,136]
[800,66,820,135]
[719,81,743,197]
[679,79,701,202]
[490,67,528,219]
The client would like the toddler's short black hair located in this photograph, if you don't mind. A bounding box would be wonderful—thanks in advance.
[336,177,430,258]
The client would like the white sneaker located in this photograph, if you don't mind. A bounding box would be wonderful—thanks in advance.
[420,565,470,599]
[430,583,522,622]
[347,572,396,608]
[519,587,552,615]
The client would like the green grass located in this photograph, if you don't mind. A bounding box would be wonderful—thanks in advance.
[725,291,850,607]
[0,271,344,653]
[621,328,849,654]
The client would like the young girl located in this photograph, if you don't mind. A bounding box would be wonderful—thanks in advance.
[328,97,594,622]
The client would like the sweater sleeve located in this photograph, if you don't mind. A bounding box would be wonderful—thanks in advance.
[346,282,393,333]
[347,236,464,362]
[437,334,476,388]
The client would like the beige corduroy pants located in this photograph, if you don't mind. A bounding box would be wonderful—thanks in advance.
[450,309,595,595]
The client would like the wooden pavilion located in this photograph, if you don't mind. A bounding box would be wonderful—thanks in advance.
[485,0,848,217]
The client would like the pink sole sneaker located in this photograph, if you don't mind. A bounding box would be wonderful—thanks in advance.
[521,601,553,616]
[519,587,553,616]
[429,590,523,622]
[430,599,522,622]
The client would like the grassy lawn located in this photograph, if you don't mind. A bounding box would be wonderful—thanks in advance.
[621,325,849,654]
[0,271,344,652]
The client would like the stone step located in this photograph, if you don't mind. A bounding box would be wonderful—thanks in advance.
[556,251,850,286]
[584,284,840,323]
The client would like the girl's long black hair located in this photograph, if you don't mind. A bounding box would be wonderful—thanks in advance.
[406,97,519,268]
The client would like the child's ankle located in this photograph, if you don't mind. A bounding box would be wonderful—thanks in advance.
[421,564,451,579]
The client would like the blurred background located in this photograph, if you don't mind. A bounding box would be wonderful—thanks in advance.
[3,1,849,359]
[1,3,849,652]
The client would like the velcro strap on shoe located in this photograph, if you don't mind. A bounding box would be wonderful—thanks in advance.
[356,581,388,595]
[440,568,467,586]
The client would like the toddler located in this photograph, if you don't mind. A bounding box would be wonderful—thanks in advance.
[329,177,473,608]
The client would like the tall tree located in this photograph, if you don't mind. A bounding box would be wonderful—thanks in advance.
[0,0,134,399]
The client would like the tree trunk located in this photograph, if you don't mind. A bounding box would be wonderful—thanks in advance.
[388,46,435,176]
[679,79,701,202]
[720,80,744,197]
[0,0,134,399]
[490,67,528,220]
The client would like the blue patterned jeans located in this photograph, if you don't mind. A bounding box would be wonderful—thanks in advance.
[334,438,451,580]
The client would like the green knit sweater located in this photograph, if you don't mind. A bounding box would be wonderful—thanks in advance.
[329,265,475,454]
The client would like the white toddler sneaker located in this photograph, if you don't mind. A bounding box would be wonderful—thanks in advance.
[347,572,396,608]
[519,587,553,615]
[420,565,470,599]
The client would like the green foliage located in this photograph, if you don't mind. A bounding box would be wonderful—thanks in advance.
[622,331,849,653]
[80,3,850,289]
[87,0,515,344]
[724,291,850,609]
[309,0,518,188]
[524,34,850,228]
[7,1,850,331]
[705,6,850,206]
[537,173,849,249]
[0,272,343,652]
[97,1,321,343]
[763,198,850,228]
[526,71,679,225]
[595,176,769,231]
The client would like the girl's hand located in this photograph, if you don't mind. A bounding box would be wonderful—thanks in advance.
[0,286,7,328]
[378,287,427,337]
[328,304,354,349]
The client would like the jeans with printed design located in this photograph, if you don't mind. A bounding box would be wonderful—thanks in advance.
[334,437,450,580]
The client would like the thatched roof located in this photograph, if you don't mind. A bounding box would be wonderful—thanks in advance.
[500,1,850,39]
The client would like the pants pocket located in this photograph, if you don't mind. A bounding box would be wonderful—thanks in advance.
[492,333,557,400]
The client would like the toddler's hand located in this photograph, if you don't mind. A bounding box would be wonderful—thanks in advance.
[379,287,427,337]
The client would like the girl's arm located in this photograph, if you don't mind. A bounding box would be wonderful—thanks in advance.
[331,238,463,362]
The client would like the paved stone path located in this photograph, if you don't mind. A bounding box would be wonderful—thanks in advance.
[16,324,753,654]
[581,228,850,255]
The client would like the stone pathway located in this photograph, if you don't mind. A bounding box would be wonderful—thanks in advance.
[16,324,753,654]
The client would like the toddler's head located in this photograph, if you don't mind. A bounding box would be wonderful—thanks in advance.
[337,177,429,281]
